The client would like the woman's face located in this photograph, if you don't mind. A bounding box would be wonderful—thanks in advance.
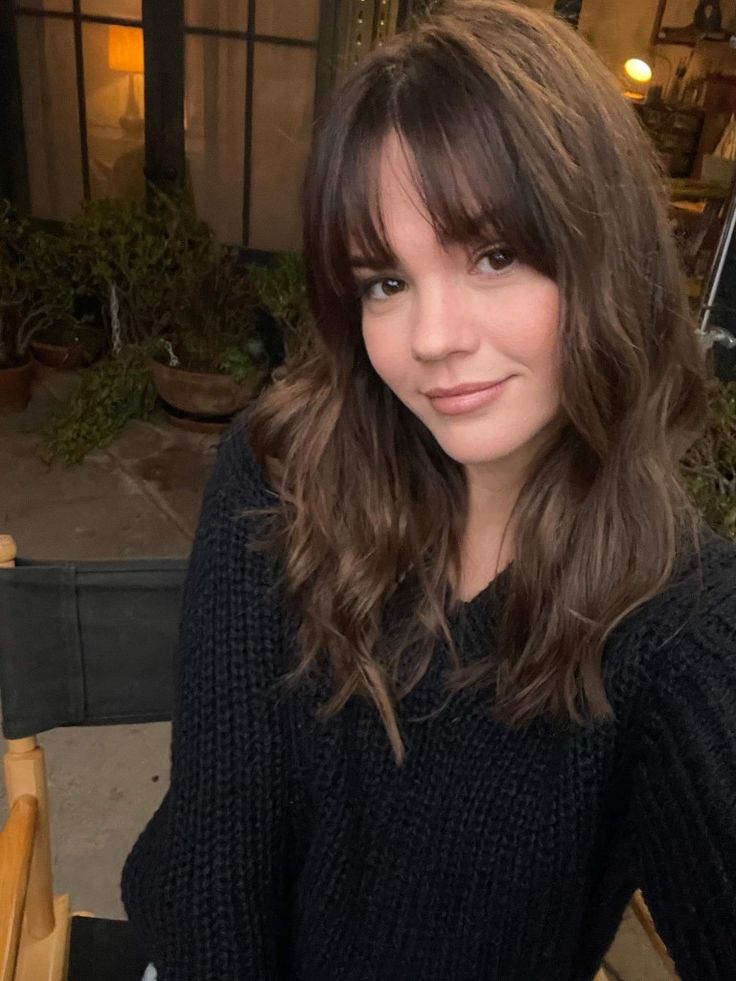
[354,132,562,500]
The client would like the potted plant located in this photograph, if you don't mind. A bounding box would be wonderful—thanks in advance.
[27,227,105,370]
[61,189,212,356]
[150,243,268,428]
[37,190,204,457]
[0,202,75,410]
[30,322,105,370]
[39,190,270,457]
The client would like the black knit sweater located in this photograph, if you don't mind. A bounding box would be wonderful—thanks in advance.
[121,411,736,980]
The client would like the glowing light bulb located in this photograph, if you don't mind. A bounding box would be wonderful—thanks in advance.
[624,58,653,84]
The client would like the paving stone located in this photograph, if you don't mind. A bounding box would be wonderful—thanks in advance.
[0,370,73,435]
[0,722,171,920]
[5,493,192,559]
[603,905,673,981]
[105,419,220,538]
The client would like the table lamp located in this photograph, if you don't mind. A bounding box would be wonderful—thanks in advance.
[623,54,673,105]
[108,25,144,136]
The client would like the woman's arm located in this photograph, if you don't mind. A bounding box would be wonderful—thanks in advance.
[631,571,736,981]
[121,418,294,980]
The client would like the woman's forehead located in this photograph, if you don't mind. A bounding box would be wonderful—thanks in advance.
[344,139,491,248]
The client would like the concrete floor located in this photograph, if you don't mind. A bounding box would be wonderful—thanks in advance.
[0,365,672,980]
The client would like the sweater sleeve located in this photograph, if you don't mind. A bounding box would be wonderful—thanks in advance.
[121,419,294,980]
[630,578,736,981]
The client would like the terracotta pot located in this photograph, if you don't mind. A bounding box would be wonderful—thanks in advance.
[30,324,105,369]
[31,340,87,370]
[150,360,261,417]
[0,356,34,411]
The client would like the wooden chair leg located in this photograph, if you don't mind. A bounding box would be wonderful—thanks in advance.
[3,743,71,981]
[0,795,37,981]
[4,740,55,943]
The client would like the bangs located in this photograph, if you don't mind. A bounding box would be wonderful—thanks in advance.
[319,37,559,298]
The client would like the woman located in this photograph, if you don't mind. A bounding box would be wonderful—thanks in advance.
[122,2,736,978]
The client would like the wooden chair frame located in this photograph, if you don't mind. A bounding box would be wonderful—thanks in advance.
[0,536,77,981]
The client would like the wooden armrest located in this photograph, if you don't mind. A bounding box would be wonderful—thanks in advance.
[0,795,38,981]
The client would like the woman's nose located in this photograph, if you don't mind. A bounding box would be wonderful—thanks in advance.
[410,283,480,363]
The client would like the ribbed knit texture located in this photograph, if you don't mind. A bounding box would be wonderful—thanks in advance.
[121,411,736,981]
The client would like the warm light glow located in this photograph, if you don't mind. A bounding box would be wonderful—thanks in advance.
[108,26,144,74]
[624,58,652,84]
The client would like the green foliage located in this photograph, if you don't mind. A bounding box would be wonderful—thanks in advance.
[248,251,312,363]
[218,344,263,384]
[67,190,264,380]
[0,201,82,365]
[26,191,272,462]
[152,245,264,375]
[681,378,736,541]
[38,352,158,466]
[65,188,217,348]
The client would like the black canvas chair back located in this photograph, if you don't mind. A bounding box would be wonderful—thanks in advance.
[0,555,187,740]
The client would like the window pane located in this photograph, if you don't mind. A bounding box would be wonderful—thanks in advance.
[83,22,145,199]
[185,34,246,244]
[249,42,316,251]
[14,1,72,11]
[256,0,319,41]
[81,0,142,18]
[16,15,83,220]
[185,0,248,32]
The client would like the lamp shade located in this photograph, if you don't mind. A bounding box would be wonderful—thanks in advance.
[108,25,144,74]
[624,58,653,84]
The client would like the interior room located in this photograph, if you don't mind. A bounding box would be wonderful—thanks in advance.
[525,0,736,316]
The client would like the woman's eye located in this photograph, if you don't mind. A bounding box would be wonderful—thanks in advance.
[476,246,518,274]
[360,277,406,301]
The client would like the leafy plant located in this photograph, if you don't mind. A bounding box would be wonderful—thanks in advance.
[218,344,264,384]
[681,377,736,542]
[65,188,216,350]
[153,244,265,377]
[38,351,158,465]
[248,251,312,365]
[0,201,80,366]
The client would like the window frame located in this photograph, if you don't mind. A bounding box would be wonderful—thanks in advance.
[3,0,340,251]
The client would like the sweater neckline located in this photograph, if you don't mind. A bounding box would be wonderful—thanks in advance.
[453,560,514,614]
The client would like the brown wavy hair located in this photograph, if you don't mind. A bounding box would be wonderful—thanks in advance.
[241,0,710,764]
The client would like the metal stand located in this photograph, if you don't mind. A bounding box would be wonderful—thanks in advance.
[697,172,736,355]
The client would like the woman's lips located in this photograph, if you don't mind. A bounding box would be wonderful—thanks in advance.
[426,377,512,414]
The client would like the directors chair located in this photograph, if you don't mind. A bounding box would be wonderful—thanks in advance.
[0,534,184,981]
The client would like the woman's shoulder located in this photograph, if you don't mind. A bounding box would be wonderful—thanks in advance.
[602,528,735,708]
[660,527,735,651]
[682,528,736,637]
[617,527,736,704]
[206,405,276,508]
[657,528,736,677]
